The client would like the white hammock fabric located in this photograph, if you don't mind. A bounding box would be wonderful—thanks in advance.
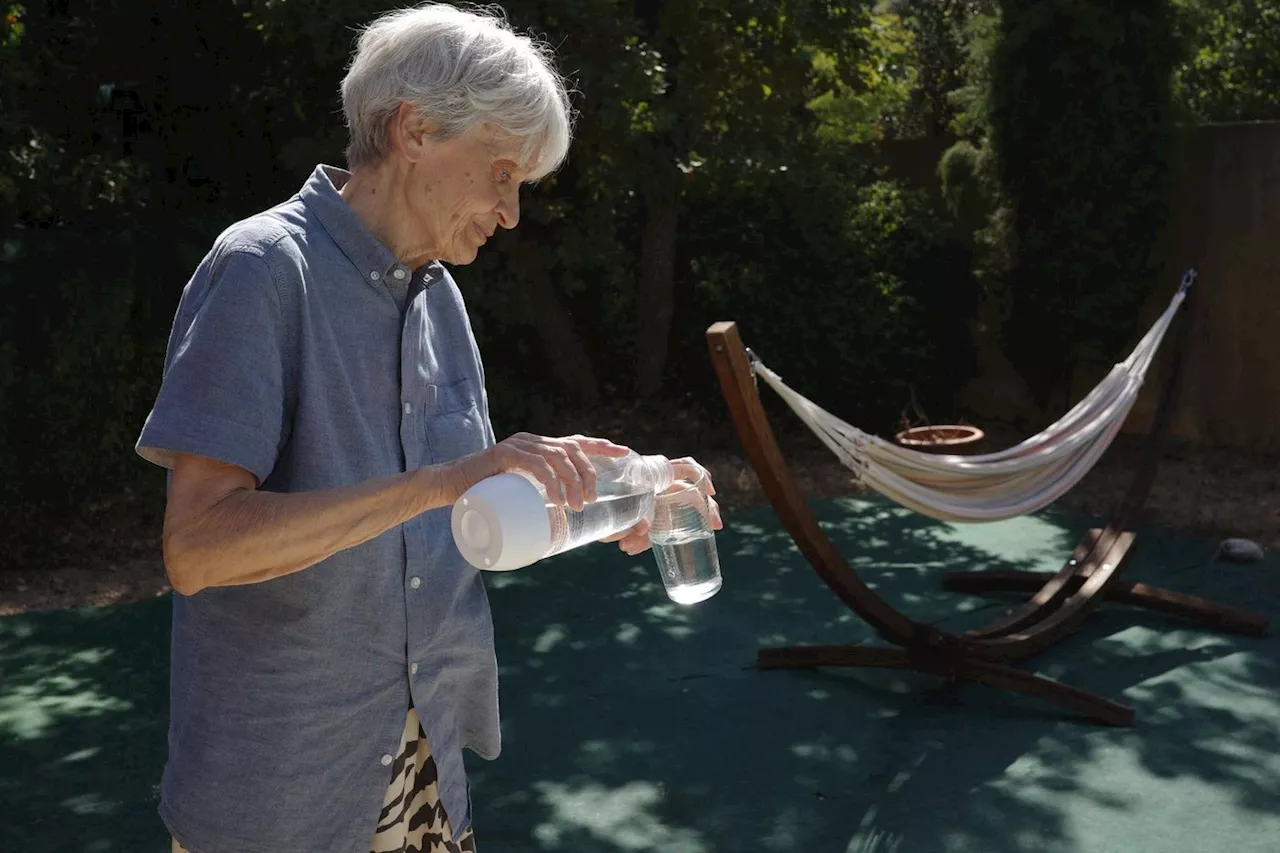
[750,283,1190,524]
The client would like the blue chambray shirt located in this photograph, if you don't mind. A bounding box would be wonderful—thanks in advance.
[136,164,500,852]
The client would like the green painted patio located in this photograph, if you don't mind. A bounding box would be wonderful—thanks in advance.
[3,496,1277,852]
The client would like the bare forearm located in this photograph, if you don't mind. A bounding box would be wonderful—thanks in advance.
[162,431,637,596]
[165,465,457,594]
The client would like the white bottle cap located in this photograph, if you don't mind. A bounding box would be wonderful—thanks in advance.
[451,473,553,571]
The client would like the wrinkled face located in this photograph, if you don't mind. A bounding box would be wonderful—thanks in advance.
[406,122,528,266]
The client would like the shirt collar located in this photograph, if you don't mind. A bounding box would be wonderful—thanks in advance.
[300,164,441,290]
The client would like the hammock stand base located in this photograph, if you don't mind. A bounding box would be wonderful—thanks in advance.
[706,290,1268,726]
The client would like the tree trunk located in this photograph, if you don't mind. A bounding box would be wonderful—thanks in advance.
[526,269,601,410]
[635,186,681,398]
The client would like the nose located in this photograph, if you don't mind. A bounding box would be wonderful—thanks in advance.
[496,183,520,230]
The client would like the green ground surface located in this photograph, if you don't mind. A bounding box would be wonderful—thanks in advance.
[3,496,1278,852]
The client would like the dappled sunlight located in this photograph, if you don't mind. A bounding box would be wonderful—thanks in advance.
[820,601,1280,852]
[473,495,1280,852]
[532,623,570,654]
[0,645,131,742]
[531,779,710,852]
[0,599,171,849]
[789,739,859,764]
[3,496,1276,852]
[846,826,906,853]
[1122,651,1280,813]
[61,791,120,818]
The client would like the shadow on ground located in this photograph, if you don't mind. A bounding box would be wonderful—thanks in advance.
[2,496,1278,852]
[0,594,169,851]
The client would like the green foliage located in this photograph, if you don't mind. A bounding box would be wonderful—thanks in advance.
[1172,0,1280,122]
[12,0,1253,563]
[895,0,996,137]
[672,143,979,429]
[937,139,991,231]
[0,216,222,567]
[977,0,1182,404]
[3,0,964,557]
[807,12,917,143]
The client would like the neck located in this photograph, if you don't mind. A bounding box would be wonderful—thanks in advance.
[338,163,436,269]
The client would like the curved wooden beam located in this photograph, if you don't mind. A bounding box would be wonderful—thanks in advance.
[755,644,1134,726]
[967,530,1137,660]
[706,322,922,649]
[943,568,1270,637]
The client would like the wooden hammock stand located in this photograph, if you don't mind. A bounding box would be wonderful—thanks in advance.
[705,275,1269,726]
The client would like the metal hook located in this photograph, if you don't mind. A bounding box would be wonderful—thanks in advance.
[1179,267,1198,294]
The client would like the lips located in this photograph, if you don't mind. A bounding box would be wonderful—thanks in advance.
[473,224,491,244]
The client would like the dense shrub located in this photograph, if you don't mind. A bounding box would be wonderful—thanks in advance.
[669,144,979,434]
[983,0,1182,405]
[458,140,979,441]
[0,214,222,567]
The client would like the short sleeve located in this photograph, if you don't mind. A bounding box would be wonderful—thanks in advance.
[136,250,286,484]
[479,383,497,447]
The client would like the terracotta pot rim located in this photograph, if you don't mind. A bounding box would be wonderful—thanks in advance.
[894,424,986,447]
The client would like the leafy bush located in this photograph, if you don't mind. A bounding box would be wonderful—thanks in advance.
[1172,0,1280,123]
[670,143,979,434]
[981,0,1182,405]
[0,0,989,570]
[0,215,221,567]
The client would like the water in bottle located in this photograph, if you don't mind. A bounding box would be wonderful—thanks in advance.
[451,450,674,571]
[544,480,656,557]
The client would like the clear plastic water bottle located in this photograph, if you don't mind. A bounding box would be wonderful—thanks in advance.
[451,450,676,571]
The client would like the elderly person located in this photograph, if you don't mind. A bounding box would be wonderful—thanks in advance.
[135,5,720,853]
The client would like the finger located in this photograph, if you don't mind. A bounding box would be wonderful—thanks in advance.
[558,438,599,504]
[503,448,563,504]
[708,496,723,530]
[672,457,714,494]
[619,534,652,555]
[570,435,632,458]
[537,443,585,511]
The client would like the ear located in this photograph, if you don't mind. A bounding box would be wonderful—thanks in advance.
[389,102,431,163]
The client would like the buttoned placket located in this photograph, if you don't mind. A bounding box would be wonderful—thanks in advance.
[398,281,432,693]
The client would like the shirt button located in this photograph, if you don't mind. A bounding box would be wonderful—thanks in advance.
[403,402,412,415]
[393,268,407,281]
[381,753,393,766]
[410,663,419,675]
[410,576,422,589]
[369,270,381,281]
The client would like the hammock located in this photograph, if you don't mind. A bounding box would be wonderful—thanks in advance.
[705,266,1269,728]
[746,272,1195,524]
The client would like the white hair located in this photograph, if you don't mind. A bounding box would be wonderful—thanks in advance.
[340,3,573,179]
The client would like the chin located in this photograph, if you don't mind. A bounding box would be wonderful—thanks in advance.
[444,247,481,266]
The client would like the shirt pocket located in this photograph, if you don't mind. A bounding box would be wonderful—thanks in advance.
[425,377,490,463]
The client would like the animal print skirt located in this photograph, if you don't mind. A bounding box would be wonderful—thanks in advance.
[171,706,475,853]
[370,706,477,853]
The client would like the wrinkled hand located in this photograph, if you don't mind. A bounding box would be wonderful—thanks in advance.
[443,432,631,511]
[599,457,724,556]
